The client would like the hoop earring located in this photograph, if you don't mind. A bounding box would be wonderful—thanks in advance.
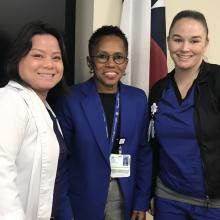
[89,68,94,74]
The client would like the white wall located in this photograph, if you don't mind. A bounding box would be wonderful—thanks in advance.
[93,0,122,30]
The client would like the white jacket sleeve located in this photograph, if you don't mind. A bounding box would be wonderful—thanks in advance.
[0,88,29,220]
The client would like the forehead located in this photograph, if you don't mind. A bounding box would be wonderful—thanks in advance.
[31,34,61,51]
[170,18,207,36]
[95,35,125,52]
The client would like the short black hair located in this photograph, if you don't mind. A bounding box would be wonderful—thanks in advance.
[168,10,209,37]
[88,25,128,56]
[4,21,69,104]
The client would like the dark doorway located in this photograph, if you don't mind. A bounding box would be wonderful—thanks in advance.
[0,0,75,85]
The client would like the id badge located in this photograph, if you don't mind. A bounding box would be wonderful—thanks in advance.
[110,154,131,178]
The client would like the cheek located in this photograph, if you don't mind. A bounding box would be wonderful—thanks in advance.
[167,41,173,52]
[58,63,64,74]
[93,63,103,73]
[119,67,126,74]
[119,63,127,73]
[193,47,206,56]
[18,60,30,79]
[168,44,176,54]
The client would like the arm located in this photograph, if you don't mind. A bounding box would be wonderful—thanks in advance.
[0,90,28,220]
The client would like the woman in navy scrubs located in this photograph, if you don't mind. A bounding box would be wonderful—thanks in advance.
[149,10,220,220]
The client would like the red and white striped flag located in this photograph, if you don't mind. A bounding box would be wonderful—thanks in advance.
[120,0,167,94]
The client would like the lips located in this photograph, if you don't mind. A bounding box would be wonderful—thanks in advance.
[104,71,117,78]
[37,72,56,79]
[177,54,193,60]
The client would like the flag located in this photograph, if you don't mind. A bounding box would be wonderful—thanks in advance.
[120,0,167,94]
[150,0,167,88]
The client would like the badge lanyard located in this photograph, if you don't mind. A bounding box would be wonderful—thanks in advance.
[102,92,120,153]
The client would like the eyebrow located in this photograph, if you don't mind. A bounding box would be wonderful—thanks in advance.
[31,48,61,54]
[96,50,125,54]
[172,34,202,39]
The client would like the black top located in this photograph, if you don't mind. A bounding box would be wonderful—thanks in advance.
[47,109,68,218]
[99,93,120,154]
[47,109,68,160]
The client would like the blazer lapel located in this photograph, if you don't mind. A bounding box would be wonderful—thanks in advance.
[120,84,137,154]
[81,79,110,165]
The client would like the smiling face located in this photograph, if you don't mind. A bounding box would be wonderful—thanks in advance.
[88,35,128,93]
[18,34,64,101]
[168,18,209,72]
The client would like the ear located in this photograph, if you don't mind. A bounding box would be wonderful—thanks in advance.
[202,38,209,54]
[87,56,95,74]
[167,36,171,51]
[205,37,209,47]
[124,58,128,68]
[87,56,91,67]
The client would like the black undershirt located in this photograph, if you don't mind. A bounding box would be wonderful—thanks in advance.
[99,93,120,154]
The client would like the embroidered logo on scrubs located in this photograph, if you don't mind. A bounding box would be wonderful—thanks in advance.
[148,102,158,141]
[151,102,158,116]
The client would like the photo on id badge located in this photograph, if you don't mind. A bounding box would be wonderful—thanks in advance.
[123,155,129,166]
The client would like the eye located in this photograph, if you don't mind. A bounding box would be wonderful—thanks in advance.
[53,56,62,61]
[32,53,44,58]
[114,55,124,60]
[97,54,108,59]
[191,39,200,44]
[173,38,182,43]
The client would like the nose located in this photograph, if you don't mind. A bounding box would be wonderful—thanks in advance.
[181,41,190,51]
[106,55,115,66]
[43,58,54,68]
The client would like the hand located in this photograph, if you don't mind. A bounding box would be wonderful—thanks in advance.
[148,198,154,216]
[131,210,146,220]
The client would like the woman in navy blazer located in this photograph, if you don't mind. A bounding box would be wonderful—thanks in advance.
[55,25,152,220]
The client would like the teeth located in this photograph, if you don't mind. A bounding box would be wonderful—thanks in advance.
[38,73,55,76]
[105,72,117,77]
[37,73,55,79]
[178,54,192,59]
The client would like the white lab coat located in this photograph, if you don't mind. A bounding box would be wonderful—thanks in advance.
[0,81,59,220]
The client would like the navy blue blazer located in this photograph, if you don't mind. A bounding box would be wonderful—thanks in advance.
[55,77,152,220]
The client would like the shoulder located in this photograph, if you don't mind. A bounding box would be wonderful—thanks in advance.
[55,79,93,115]
[198,62,220,90]
[55,81,85,107]
[204,62,220,79]
[0,84,29,123]
[205,62,220,72]
[0,84,28,108]
[64,78,93,99]
[201,62,220,97]
[149,72,171,104]
[121,83,147,98]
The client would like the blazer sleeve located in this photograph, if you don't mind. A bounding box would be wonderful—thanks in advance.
[132,93,152,211]
[0,90,28,220]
